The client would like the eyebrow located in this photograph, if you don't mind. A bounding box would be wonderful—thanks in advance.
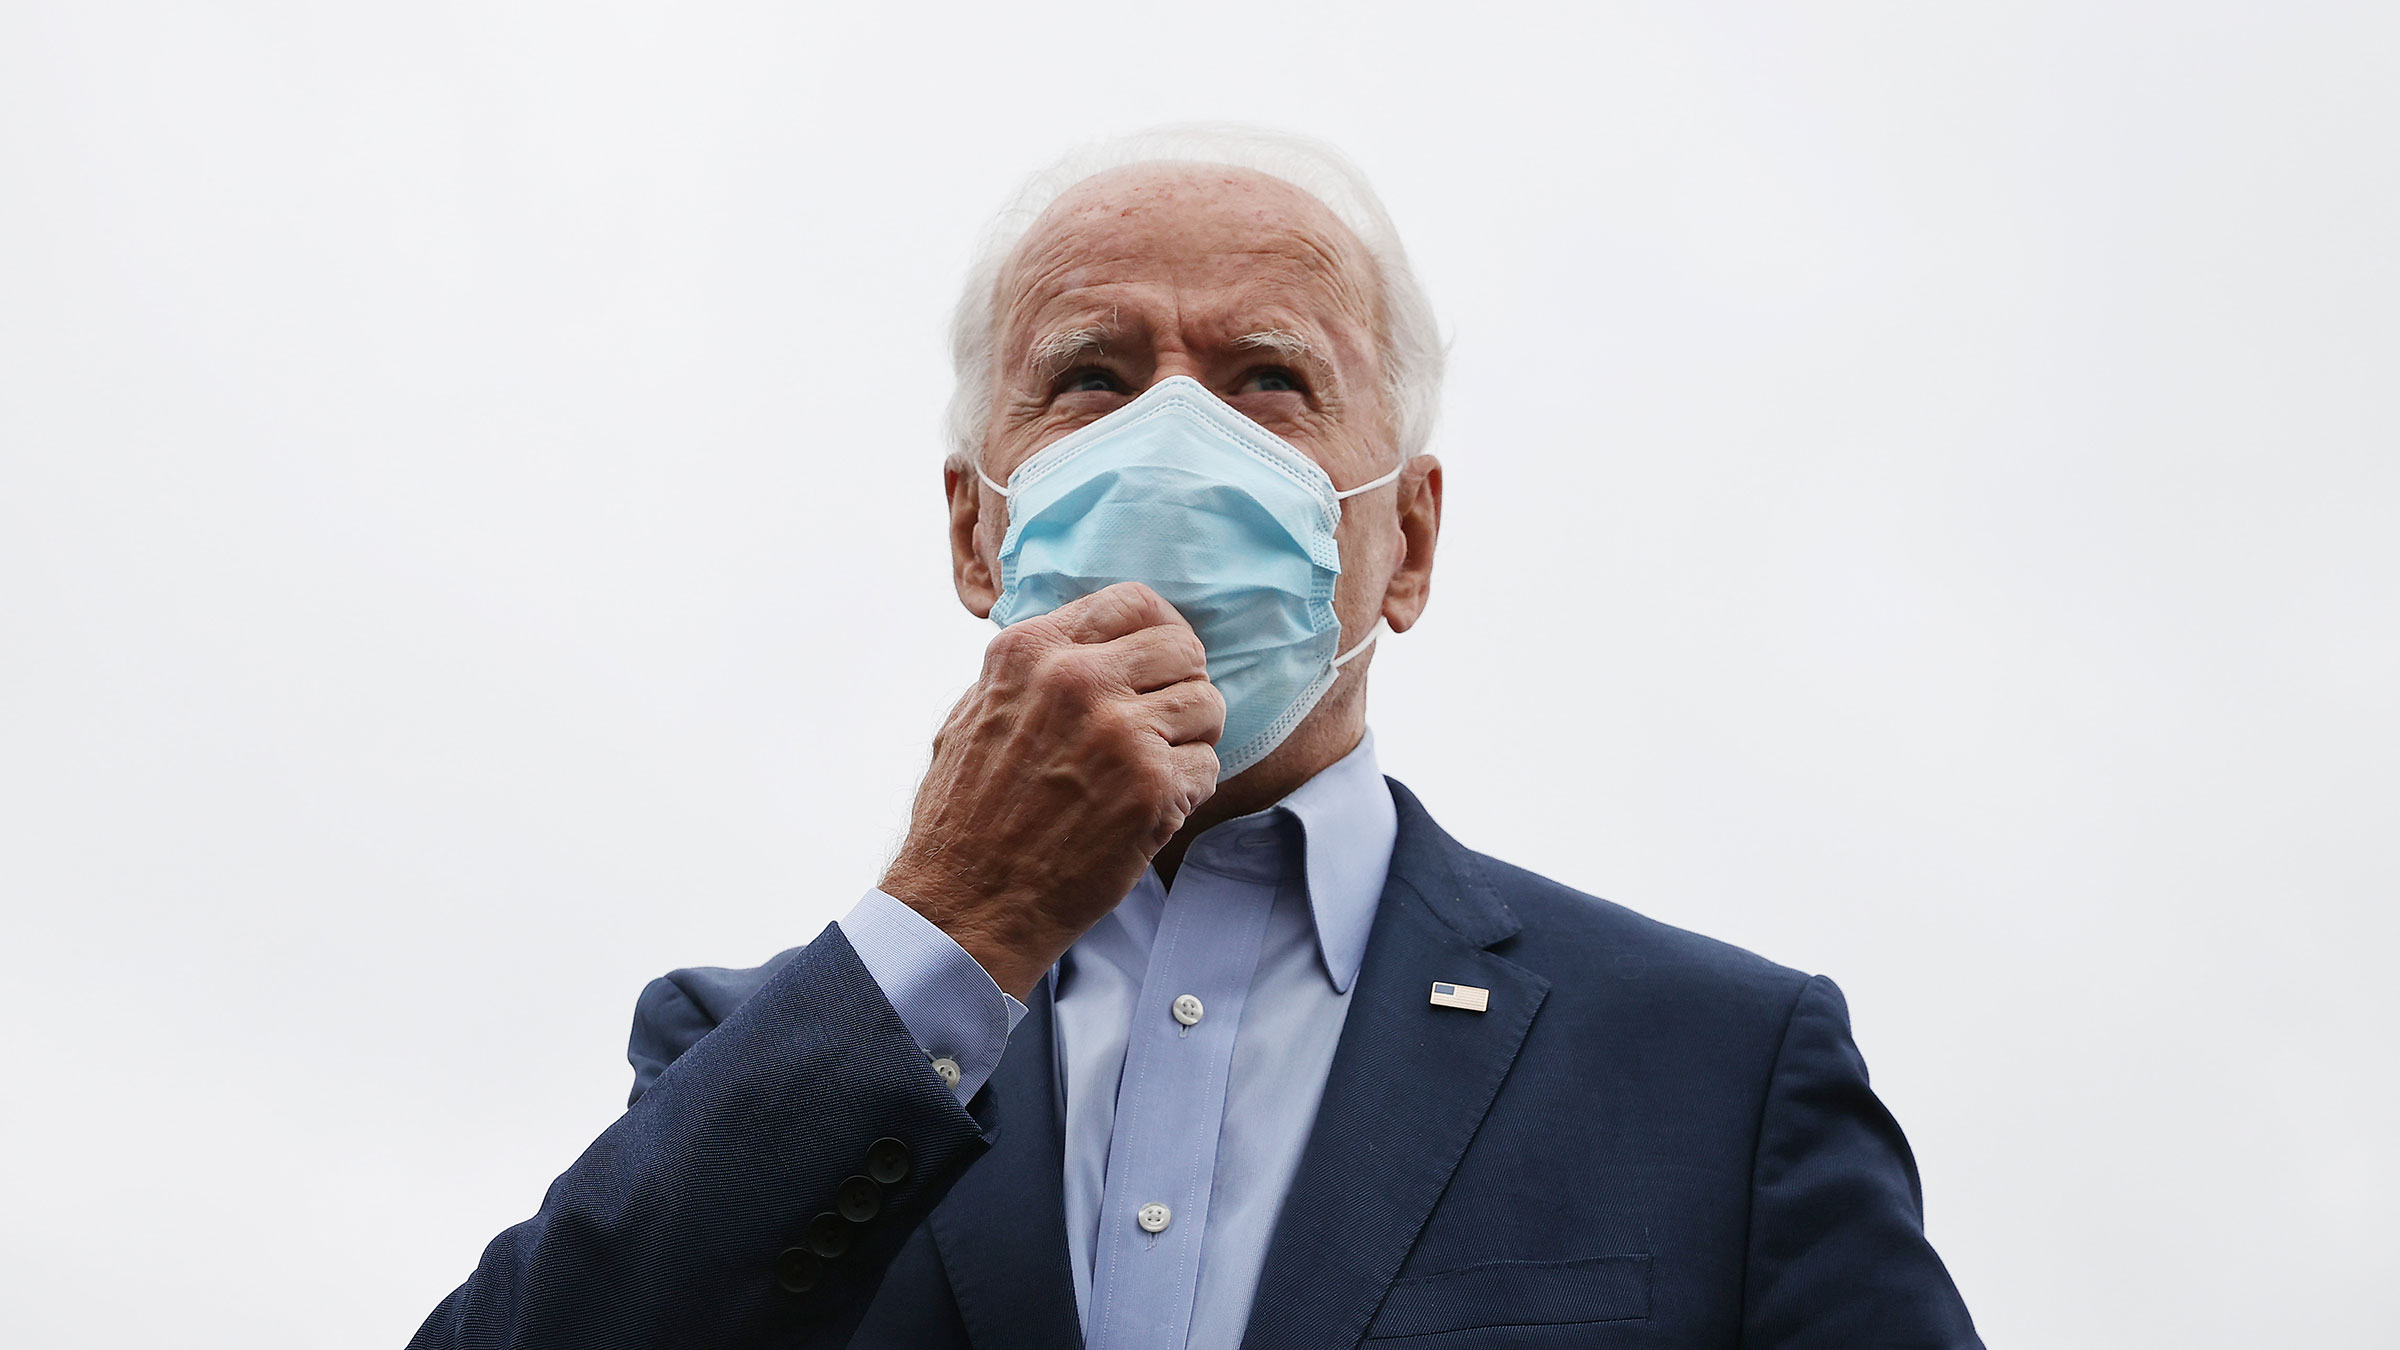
[1233,329,1313,358]
[1027,324,1116,378]
[1021,321,1344,394]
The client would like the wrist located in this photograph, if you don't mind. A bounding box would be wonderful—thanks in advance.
[877,862,1067,1002]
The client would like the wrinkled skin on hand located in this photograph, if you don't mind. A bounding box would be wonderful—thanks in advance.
[879,582,1224,1000]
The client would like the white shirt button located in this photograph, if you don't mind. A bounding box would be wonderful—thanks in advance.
[1171,994,1204,1027]
[1136,1202,1172,1234]
[929,1056,961,1090]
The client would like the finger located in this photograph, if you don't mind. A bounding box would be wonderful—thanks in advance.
[1093,622,1209,693]
[1133,678,1226,747]
[1166,740,1222,803]
[1043,581,1185,646]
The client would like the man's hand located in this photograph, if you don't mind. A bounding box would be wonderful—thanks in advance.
[880,582,1224,1000]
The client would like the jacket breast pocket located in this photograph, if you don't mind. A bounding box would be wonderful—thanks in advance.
[1364,1253,1653,1340]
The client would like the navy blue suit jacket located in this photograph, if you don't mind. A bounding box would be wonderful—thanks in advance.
[412,780,1980,1347]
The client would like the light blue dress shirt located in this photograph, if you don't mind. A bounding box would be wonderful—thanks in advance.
[840,732,1396,1350]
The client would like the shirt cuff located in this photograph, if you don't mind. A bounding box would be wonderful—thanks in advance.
[838,888,1027,1103]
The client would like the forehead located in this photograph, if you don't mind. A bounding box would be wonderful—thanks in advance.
[996,164,1381,345]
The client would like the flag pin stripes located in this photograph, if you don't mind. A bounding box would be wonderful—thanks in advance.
[1429,981,1490,1012]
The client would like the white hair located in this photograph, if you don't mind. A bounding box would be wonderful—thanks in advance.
[944,124,1445,467]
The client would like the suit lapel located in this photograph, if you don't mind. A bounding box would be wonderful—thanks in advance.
[1240,781,1551,1350]
[929,978,1083,1350]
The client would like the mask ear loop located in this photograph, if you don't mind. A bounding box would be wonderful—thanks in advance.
[975,462,1014,497]
[1331,618,1385,669]
[1333,461,1405,501]
[1327,461,1402,669]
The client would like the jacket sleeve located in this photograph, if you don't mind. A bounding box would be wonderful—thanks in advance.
[408,924,995,1349]
[1743,974,1983,1349]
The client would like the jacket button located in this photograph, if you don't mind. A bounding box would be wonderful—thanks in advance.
[774,1247,821,1294]
[806,1211,850,1259]
[836,1174,882,1223]
[866,1136,912,1185]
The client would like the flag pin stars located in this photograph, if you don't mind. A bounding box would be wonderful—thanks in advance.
[1429,981,1490,1012]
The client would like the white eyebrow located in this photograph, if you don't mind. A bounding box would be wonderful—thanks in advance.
[1028,325,1112,375]
[1233,329,1314,358]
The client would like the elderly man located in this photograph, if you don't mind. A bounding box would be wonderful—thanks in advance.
[412,127,1980,1349]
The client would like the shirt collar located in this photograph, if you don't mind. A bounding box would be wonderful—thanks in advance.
[1063,731,1397,1001]
[1276,729,1395,995]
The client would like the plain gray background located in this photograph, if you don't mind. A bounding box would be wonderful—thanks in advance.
[3,3,2392,1346]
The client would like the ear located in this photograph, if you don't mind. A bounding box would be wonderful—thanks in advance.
[1379,455,1442,633]
[945,462,1000,618]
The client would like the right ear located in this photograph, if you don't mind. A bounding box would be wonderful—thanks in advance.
[945,463,1000,618]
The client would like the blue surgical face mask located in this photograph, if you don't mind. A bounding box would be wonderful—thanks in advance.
[979,376,1400,780]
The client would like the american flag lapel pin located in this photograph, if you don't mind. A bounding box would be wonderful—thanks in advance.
[1429,980,1490,1012]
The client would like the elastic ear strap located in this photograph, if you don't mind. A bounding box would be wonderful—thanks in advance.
[975,462,1011,497]
[1333,461,1405,501]
[1331,618,1386,669]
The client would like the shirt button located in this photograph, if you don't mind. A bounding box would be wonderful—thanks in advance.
[929,1056,961,1090]
[1171,994,1204,1027]
[1137,1202,1172,1234]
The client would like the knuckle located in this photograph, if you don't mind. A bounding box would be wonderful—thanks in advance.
[1135,754,1179,802]
[984,624,1039,668]
[1153,808,1187,844]
[1092,582,1138,618]
[1086,697,1139,742]
[1023,640,1060,676]
[1036,647,1097,697]
[1116,581,1170,626]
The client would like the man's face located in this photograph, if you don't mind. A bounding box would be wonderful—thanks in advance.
[950,163,1427,661]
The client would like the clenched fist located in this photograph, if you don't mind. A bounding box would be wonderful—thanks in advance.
[878,582,1225,1000]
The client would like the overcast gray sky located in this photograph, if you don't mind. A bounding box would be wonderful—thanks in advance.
[3,3,2393,1345]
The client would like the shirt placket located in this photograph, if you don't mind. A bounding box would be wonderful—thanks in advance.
[1085,844,1281,1350]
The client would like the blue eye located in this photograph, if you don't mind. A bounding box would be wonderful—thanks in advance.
[1244,369,1301,394]
[1061,368,1121,394]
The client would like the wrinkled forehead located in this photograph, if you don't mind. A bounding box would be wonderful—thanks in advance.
[995,164,1383,349]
